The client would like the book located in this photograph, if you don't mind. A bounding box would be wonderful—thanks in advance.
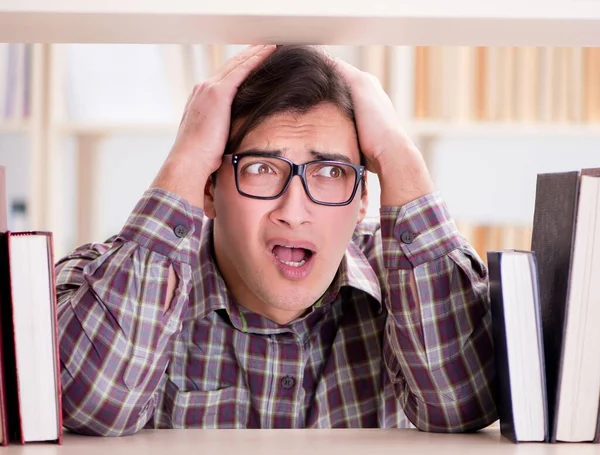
[531,168,600,442]
[488,250,548,443]
[0,165,7,445]
[0,166,6,232]
[0,166,62,444]
[0,231,63,444]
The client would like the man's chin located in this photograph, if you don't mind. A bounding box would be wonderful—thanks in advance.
[260,286,321,312]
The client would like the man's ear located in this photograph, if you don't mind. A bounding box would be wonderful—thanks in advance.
[357,173,369,225]
[204,175,217,219]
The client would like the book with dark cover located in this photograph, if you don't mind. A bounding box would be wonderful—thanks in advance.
[530,171,580,442]
[488,250,549,443]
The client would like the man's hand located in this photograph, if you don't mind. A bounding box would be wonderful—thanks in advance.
[151,45,277,208]
[332,57,436,208]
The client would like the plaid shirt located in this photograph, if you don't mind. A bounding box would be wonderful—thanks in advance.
[56,188,497,436]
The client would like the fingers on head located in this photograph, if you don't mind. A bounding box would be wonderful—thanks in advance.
[218,44,277,85]
[223,45,277,87]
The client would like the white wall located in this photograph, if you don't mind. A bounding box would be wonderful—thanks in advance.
[63,44,178,123]
[430,136,600,226]
[0,134,29,229]
[95,135,173,241]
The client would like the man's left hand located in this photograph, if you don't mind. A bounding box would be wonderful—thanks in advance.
[333,57,436,207]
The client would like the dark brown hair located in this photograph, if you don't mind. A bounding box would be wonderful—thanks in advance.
[214,45,365,191]
[225,45,358,155]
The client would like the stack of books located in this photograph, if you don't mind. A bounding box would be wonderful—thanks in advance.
[489,167,600,443]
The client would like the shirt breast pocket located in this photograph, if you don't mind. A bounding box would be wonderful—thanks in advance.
[163,378,250,428]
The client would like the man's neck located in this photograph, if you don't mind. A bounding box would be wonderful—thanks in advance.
[236,302,307,326]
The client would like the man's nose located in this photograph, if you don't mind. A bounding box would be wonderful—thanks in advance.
[271,175,312,228]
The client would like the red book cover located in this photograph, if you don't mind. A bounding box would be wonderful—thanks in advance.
[0,259,9,446]
[0,166,10,444]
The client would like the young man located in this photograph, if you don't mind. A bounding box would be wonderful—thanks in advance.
[56,45,497,436]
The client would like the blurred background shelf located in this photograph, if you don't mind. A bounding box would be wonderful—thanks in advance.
[55,122,180,136]
[0,122,30,133]
[406,121,600,138]
[13,120,600,139]
[53,121,600,139]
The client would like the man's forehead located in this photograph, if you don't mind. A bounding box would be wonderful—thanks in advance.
[231,106,360,162]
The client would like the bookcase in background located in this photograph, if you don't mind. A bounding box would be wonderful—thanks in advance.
[413,47,600,124]
[0,44,53,251]
[1,43,599,260]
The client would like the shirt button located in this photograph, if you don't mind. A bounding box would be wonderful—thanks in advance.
[174,224,188,238]
[400,231,416,244]
[281,375,295,390]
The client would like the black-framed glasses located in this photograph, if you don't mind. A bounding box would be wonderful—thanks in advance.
[226,153,365,206]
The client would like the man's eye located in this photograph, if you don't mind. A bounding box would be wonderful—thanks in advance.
[245,163,275,175]
[314,165,344,179]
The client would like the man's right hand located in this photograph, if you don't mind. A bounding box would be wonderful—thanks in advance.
[151,44,277,208]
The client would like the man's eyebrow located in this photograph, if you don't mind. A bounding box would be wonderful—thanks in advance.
[236,148,283,157]
[309,151,353,164]
[236,148,354,164]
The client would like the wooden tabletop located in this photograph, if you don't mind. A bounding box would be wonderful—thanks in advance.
[2,428,600,454]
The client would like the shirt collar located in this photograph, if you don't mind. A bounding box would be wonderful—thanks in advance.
[194,218,383,327]
[193,218,230,318]
[321,239,383,314]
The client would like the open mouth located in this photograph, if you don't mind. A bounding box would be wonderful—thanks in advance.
[271,245,315,268]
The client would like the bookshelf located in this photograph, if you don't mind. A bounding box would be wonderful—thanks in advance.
[408,121,600,138]
[1,42,599,260]
[0,122,29,133]
[2,0,600,46]
[56,123,180,135]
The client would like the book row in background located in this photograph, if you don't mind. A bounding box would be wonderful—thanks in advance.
[0,44,31,122]
[490,166,600,443]
[2,44,600,125]
[414,46,600,123]
[0,165,63,445]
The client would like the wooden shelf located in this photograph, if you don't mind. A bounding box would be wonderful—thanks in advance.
[4,119,599,139]
[0,121,30,133]
[407,120,600,138]
[45,120,600,138]
[56,122,179,136]
[1,0,600,45]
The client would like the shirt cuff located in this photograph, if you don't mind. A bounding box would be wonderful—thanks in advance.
[380,192,464,269]
[117,187,204,264]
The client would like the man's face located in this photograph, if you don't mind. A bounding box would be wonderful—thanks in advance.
[205,102,368,324]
